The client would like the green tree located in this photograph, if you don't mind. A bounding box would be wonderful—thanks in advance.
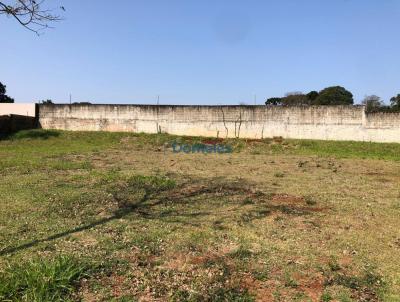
[265,97,282,106]
[306,91,319,102]
[0,82,5,95]
[314,86,353,105]
[362,95,382,112]
[0,81,14,103]
[280,92,310,106]
[40,99,54,105]
[390,94,400,109]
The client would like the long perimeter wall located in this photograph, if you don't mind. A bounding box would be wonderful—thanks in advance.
[38,104,400,143]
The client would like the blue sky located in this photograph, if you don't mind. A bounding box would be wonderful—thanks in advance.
[1,0,399,105]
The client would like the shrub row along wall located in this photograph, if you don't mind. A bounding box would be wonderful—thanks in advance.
[38,104,400,143]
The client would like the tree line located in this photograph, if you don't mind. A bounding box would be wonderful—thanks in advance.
[361,94,400,113]
[265,86,400,113]
[1,80,399,113]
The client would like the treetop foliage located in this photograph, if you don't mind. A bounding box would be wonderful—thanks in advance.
[265,86,353,107]
[265,87,400,113]
[314,86,353,105]
[0,82,14,103]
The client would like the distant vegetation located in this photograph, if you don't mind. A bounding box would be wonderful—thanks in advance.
[37,100,93,105]
[265,86,353,106]
[72,102,92,105]
[265,86,400,113]
[39,99,54,104]
[362,94,400,113]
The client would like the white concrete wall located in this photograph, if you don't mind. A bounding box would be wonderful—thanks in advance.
[38,104,400,143]
[0,103,36,117]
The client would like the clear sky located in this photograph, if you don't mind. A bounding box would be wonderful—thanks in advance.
[1,0,399,105]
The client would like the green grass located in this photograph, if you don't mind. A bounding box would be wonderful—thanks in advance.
[1,129,400,163]
[0,256,87,302]
[247,137,400,161]
[1,129,400,301]
[291,139,400,161]
[0,130,130,172]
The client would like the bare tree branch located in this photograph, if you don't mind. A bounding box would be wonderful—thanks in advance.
[0,0,63,35]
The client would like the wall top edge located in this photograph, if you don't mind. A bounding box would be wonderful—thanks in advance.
[38,104,366,109]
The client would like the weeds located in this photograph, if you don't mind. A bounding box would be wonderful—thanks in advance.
[284,272,299,288]
[228,246,254,261]
[0,256,87,302]
[172,287,254,302]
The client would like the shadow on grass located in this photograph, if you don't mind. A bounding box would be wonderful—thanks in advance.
[11,129,61,140]
[0,177,320,256]
[0,204,143,256]
[0,129,61,141]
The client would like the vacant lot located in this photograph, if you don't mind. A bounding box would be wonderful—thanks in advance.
[1,130,400,302]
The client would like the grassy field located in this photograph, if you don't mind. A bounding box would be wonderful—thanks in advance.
[1,130,400,301]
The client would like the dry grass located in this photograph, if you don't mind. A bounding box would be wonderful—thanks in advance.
[1,130,400,301]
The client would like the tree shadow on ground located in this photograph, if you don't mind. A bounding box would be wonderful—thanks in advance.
[0,177,322,256]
